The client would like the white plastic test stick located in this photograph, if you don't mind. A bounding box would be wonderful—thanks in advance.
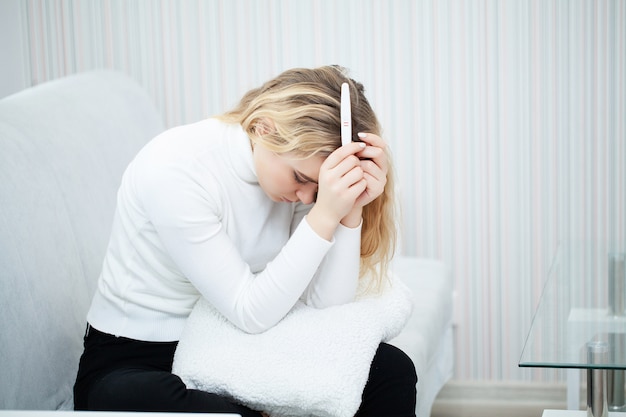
[341,82,352,146]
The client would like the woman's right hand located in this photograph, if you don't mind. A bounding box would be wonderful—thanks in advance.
[306,142,367,240]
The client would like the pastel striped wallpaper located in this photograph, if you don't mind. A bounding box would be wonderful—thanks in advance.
[16,0,625,383]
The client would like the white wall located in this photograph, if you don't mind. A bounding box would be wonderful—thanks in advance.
[5,0,625,383]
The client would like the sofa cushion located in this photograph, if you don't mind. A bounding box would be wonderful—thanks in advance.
[0,71,164,409]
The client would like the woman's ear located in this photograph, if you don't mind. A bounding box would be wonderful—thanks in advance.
[254,118,275,136]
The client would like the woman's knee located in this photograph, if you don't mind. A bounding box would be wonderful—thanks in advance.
[356,344,417,416]
[372,343,418,383]
[88,368,185,411]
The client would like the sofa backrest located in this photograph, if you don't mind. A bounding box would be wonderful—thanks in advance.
[0,71,164,409]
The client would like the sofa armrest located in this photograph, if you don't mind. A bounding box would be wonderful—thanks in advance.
[0,71,164,410]
[389,256,454,417]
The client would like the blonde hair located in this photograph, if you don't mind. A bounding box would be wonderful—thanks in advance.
[217,65,396,290]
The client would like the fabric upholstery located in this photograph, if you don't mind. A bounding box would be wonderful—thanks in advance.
[0,71,164,409]
[389,258,454,417]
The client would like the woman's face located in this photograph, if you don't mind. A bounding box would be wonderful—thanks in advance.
[253,143,323,205]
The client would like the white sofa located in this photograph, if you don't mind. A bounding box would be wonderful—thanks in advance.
[0,71,453,416]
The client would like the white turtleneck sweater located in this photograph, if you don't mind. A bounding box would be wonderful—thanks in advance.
[87,118,361,341]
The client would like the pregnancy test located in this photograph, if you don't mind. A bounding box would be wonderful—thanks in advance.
[340,82,351,146]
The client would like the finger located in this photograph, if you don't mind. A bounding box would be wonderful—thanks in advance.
[362,170,386,194]
[356,145,386,163]
[321,155,361,188]
[357,148,388,175]
[360,159,385,182]
[355,134,387,162]
[325,165,364,196]
[319,160,363,199]
[341,165,365,188]
[334,174,366,207]
[319,154,358,184]
[334,154,362,176]
[356,132,386,148]
[360,158,386,174]
[349,178,368,198]
[324,142,366,169]
[354,186,377,208]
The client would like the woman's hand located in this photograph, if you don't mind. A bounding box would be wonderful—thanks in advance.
[351,132,388,209]
[306,142,368,240]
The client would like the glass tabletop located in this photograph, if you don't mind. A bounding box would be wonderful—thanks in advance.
[520,243,626,370]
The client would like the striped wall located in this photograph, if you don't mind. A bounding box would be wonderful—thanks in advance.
[15,0,625,382]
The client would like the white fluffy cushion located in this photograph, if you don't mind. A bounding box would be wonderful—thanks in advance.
[173,277,413,417]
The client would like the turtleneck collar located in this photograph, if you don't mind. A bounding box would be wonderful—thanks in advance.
[226,122,258,184]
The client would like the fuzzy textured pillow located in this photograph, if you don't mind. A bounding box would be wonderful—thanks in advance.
[173,277,413,417]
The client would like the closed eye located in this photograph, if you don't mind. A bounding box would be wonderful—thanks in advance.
[293,170,319,185]
[293,171,308,184]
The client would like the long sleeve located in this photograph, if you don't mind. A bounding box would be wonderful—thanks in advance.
[301,221,361,308]
[136,151,335,334]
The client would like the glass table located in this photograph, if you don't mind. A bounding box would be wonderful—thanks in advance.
[520,243,626,417]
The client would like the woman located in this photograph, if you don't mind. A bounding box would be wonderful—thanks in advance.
[74,65,417,416]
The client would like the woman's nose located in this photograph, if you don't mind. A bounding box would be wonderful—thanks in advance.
[296,184,317,205]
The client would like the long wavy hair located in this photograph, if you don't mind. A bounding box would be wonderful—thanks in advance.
[217,65,396,290]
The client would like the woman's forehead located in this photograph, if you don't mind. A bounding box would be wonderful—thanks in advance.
[280,153,324,180]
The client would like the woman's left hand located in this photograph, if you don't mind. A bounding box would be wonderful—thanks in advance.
[352,132,388,208]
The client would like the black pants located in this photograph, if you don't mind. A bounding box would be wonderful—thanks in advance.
[74,325,417,416]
